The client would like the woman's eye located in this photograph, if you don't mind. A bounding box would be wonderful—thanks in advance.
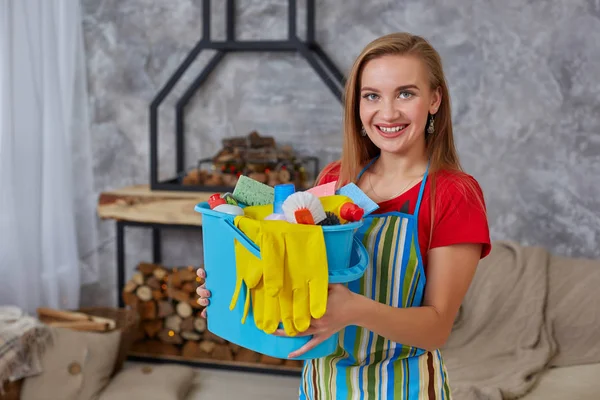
[363,93,379,101]
[398,91,413,99]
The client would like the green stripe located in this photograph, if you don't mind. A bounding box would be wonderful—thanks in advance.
[402,240,419,307]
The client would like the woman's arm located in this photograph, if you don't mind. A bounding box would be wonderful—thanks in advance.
[284,242,481,358]
[354,243,481,350]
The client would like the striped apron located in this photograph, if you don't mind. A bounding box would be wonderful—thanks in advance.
[299,161,452,399]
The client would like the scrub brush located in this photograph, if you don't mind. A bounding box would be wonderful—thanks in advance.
[317,212,341,226]
[281,191,327,225]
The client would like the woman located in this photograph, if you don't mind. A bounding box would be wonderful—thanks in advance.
[198,32,491,399]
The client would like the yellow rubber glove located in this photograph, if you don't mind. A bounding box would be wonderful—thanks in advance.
[229,216,264,324]
[232,217,329,336]
[277,223,329,336]
[231,217,286,334]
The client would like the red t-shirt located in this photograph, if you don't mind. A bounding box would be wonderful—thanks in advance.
[317,162,491,268]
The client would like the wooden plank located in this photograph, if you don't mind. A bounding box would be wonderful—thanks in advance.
[97,184,214,225]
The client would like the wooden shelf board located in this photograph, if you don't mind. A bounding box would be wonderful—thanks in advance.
[98,184,214,226]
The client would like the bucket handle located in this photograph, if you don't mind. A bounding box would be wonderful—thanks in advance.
[223,218,262,259]
[328,236,369,284]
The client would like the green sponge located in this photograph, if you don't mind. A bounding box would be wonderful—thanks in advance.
[232,175,275,206]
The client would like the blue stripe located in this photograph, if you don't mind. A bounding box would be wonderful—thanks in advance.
[399,218,414,308]
[436,350,446,400]
[407,354,421,398]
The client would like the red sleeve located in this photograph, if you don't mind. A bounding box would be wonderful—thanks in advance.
[315,161,341,186]
[430,172,491,259]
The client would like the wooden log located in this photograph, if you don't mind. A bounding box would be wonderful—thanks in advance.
[157,301,174,319]
[152,290,164,301]
[158,328,183,345]
[211,343,234,361]
[283,359,304,369]
[165,315,182,333]
[37,308,116,330]
[137,262,159,276]
[194,317,207,333]
[181,282,196,294]
[168,270,182,289]
[167,288,189,303]
[176,301,193,319]
[179,268,197,282]
[138,301,157,320]
[189,298,203,310]
[136,285,153,301]
[123,280,138,293]
[182,341,210,359]
[142,320,163,338]
[228,343,241,354]
[122,292,138,308]
[198,340,216,354]
[133,340,180,357]
[181,331,201,341]
[153,267,167,280]
[180,317,194,332]
[234,348,260,363]
[132,272,144,286]
[203,330,226,344]
[146,276,162,290]
[260,354,284,365]
[46,320,109,332]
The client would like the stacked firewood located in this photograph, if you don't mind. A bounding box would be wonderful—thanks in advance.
[123,262,303,370]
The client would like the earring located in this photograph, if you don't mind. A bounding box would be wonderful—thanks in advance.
[361,126,367,136]
[427,115,435,135]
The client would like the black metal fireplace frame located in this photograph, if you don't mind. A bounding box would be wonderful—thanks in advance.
[149,0,346,192]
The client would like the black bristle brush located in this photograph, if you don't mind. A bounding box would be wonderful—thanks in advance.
[317,211,341,226]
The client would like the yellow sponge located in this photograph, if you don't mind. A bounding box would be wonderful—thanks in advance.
[232,175,275,206]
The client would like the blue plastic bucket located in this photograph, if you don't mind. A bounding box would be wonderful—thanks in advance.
[194,202,369,360]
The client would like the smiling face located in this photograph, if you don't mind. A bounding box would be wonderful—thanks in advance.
[359,54,441,157]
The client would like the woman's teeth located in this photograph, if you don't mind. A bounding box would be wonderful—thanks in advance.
[378,125,406,133]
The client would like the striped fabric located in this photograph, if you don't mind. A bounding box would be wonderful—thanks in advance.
[299,213,452,399]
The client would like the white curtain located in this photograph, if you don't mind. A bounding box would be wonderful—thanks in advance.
[0,0,98,315]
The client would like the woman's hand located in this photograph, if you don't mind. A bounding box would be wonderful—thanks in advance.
[274,283,359,359]
[196,267,210,318]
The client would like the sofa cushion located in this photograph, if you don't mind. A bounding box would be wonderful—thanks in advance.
[20,327,121,400]
[98,364,195,400]
[548,254,600,367]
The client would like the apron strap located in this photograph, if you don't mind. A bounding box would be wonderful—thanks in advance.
[413,161,430,218]
[356,155,379,181]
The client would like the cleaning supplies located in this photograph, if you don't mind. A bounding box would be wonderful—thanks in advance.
[317,211,341,226]
[273,183,295,214]
[222,192,239,205]
[265,183,295,221]
[230,217,329,336]
[277,222,328,336]
[307,180,337,198]
[208,194,227,209]
[229,219,265,324]
[281,191,327,225]
[232,175,275,206]
[337,183,379,216]
[213,203,244,216]
[319,195,364,223]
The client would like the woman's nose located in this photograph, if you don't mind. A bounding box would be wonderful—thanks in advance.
[380,99,400,120]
